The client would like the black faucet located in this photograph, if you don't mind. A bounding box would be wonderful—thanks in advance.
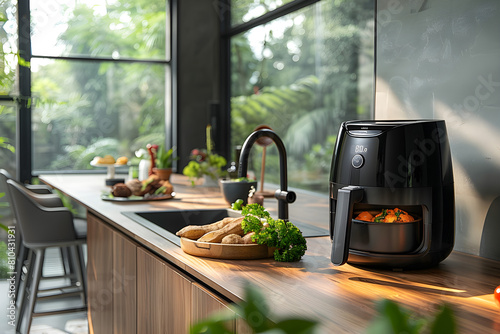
[238,129,296,221]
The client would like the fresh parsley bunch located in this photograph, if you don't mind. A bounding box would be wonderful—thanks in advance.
[241,203,307,262]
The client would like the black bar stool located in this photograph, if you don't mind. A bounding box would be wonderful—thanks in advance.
[7,179,87,334]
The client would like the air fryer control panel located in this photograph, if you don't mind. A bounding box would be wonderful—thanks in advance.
[351,154,364,168]
[331,120,454,188]
[332,135,380,187]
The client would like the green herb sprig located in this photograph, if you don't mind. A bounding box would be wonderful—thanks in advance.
[373,209,387,223]
[241,203,307,262]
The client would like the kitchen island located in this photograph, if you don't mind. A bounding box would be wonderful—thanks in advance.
[39,174,500,333]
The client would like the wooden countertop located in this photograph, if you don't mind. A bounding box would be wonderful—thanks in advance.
[39,174,500,333]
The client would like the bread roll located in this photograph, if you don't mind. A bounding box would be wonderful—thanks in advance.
[221,234,243,244]
[116,156,128,165]
[96,155,115,164]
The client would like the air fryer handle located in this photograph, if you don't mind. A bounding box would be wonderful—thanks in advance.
[331,186,364,266]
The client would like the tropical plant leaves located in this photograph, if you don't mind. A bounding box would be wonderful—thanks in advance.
[365,299,456,334]
[190,283,318,334]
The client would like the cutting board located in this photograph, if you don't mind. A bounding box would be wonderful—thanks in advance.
[180,237,274,260]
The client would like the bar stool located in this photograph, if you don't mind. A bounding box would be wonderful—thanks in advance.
[7,179,87,334]
[0,170,84,304]
[0,169,57,304]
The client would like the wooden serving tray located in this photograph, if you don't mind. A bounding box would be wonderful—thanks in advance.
[180,237,274,260]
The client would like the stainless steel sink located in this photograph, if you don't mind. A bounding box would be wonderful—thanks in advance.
[122,208,328,246]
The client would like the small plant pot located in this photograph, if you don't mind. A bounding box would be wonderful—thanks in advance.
[153,167,172,181]
[220,179,258,206]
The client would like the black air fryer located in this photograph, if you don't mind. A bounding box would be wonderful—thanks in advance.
[329,120,454,269]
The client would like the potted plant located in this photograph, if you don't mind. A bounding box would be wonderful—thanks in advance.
[219,177,257,206]
[149,144,176,181]
[183,125,227,186]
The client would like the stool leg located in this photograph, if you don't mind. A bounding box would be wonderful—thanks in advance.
[15,243,28,304]
[16,249,33,331]
[77,244,87,296]
[19,248,44,334]
[60,247,76,280]
[70,245,87,305]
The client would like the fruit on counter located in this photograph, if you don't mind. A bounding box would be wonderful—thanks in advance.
[116,156,128,165]
[495,285,500,306]
[355,208,415,223]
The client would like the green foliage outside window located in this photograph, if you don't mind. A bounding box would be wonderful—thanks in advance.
[29,0,168,171]
[230,0,374,193]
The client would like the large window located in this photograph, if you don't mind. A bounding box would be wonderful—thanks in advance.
[31,0,170,172]
[228,0,375,193]
[0,0,171,178]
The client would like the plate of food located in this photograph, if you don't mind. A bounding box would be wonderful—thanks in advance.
[101,174,176,202]
[101,192,176,202]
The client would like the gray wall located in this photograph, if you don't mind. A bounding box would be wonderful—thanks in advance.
[176,1,221,169]
[376,0,500,258]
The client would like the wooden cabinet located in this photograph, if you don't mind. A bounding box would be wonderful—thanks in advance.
[88,212,248,334]
[167,265,193,332]
[192,284,252,334]
[113,230,137,334]
[192,283,236,331]
[88,214,137,334]
[192,283,253,334]
[137,248,167,333]
[87,214,114,334]
[137,248,192,334]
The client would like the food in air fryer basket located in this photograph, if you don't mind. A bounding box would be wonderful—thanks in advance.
[355,208,415,223]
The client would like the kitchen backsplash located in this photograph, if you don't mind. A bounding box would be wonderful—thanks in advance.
[375,0,500,259]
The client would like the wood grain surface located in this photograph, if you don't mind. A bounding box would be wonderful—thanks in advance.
[41,174,500,333]
[87,214,114,334]
[180,237,274,260]
[112,231,137,334]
